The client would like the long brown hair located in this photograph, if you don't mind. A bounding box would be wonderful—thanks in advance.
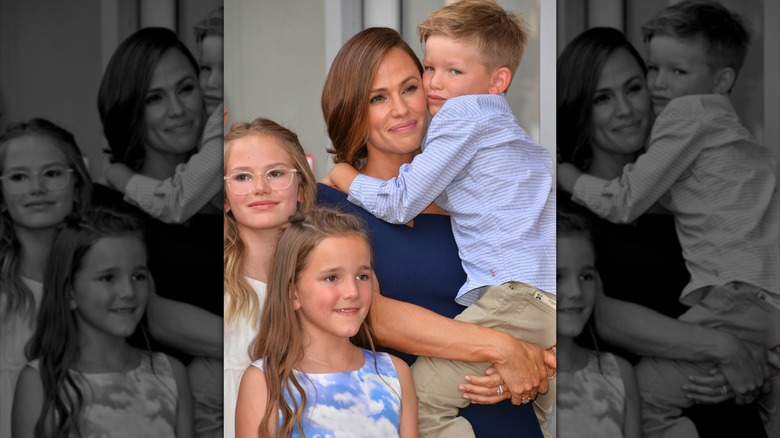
[250,207,378,437]
[321,27,423,167]
[557,27,648,172]
[26,207,148,438]
[223,118,316,326]
[0,118,93,324]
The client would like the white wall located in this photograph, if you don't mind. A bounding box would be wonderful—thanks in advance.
[225,0,550,180]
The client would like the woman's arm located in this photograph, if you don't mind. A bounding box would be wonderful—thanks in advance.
[370,291,555,405]
[615,355,642,438]
[391,355,419,438]
[12,365,44,438]
[168,355,194,438]
[147,289,223,358]
[594,281,768,402]
[235,366,271,438]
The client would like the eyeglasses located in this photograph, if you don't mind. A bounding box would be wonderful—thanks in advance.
[0,167,74,195]
[223,168,300,195]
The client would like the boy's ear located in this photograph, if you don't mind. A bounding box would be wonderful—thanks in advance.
[712,67,736,95]
[489,67,512,95]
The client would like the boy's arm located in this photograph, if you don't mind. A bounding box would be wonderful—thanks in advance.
[105,162,135,193]
[121,103,224,224]
[557,162,583,194]
[349,116,484,224]
[571,98,730,223]
[322,162,360,193]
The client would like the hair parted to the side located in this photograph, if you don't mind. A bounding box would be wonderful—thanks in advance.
[642,0,752,77]
[24,206,146,438]
[322,27,423,167]
[0,118,93,324]
[249,206,377,438]
[97,27,200,171]
[223,118,317,327]
[417,0,529,87]
[557,27,648,172]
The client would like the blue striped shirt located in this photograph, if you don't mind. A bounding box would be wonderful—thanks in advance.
[349,94,556,305]
[572,95,779,303]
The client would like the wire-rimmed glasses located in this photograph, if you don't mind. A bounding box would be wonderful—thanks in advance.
[0,166,75,195]
[223,168,300,195]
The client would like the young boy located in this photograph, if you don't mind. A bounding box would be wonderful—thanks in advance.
[326,1,556,437]
[105,7,224,224]
[557,2,779,437]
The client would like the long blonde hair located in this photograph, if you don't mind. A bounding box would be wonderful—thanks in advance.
[250,207,378,438]
[223,118,316,326]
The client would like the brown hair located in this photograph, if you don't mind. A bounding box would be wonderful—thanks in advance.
[222,118,316,326]
[322,27,423,167]
[250,207,378,437]
[418,0,529,86]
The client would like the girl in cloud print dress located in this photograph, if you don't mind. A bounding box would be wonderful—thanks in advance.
[12,207,193,438]
[235,207,418,437]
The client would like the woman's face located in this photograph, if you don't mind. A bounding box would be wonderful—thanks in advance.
[590,48,652,158]
[1,135,76,232]
[366,48,428,159]
[144,48,205,157]
[224,134,301,232]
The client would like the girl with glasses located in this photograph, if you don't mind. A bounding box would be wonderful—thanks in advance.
[0,118,93,438]
[223,118,317,438]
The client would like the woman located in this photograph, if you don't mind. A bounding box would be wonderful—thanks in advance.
[556,27,768,437]
[0,118,93,438]
[223,118,317,438]
[95,26,223,436]
[318,27,549,437]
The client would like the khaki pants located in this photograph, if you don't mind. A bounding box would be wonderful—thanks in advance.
[411,281,557,438]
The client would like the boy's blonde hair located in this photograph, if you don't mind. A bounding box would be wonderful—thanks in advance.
[418,0,529,84]
[642,0,752,77]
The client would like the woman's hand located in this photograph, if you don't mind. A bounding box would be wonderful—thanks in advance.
[459,367,511,405]
[492,338,554,405]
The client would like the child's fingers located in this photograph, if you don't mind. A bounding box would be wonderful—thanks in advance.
[459,382,512,405]
[464,372,501,387]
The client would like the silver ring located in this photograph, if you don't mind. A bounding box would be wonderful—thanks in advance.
[720,385,728,395]
[497,385,504,396]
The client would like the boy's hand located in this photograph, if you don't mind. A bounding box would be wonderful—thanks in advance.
[322,163,360,194]
[557,162,582,194]
[105,162,135,194]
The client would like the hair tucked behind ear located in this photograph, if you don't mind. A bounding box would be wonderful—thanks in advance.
[25,207,145,438]
[249,206,376,438]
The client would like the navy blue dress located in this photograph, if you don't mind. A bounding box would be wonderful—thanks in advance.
[318,183,543,438]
